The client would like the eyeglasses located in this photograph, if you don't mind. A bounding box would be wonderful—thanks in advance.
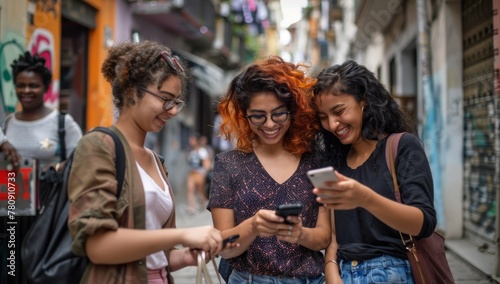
[246,111,291,126]
[136,85,185,111]
[157,51,185,74]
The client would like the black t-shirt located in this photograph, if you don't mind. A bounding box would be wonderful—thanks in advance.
[335,133,436,261]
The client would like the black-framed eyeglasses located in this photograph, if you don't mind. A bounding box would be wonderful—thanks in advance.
[136,85,185,111]
[246,111,291,126]
[156,51,185,74]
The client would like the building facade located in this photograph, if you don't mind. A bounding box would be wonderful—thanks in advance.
[0,0,281,193]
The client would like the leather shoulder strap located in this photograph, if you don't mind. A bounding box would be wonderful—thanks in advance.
[385,132,405,203]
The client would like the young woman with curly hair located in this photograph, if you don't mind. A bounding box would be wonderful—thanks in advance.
[208,55,331,283]
[67,40,227,284]
[312,60,436,283]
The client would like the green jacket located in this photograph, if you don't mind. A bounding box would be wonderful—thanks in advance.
[68,126,176,283]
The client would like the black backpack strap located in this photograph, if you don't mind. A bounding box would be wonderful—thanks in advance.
[91,127,126,197]
[58,112,67,161]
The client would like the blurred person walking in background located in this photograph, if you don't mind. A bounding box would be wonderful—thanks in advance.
[186,134,212,214]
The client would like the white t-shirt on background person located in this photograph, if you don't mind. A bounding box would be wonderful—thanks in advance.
[5,110,83,167]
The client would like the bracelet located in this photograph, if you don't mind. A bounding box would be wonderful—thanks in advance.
[325,259,339,268]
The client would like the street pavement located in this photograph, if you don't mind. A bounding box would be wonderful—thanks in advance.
[170,193,496,283]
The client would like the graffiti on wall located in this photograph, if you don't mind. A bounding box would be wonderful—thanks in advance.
[27,28,58,109]
[461,0,496,247]
[422,70,444,228]
[0,38,24,112]
[463,87,496,241]
[0,0,59,113]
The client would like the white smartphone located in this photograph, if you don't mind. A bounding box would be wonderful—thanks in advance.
[307,166,338,188]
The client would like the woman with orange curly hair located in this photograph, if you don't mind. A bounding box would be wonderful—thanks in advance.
[207,56,331,283]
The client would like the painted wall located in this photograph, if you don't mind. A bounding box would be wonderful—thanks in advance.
[352,0,464,236]
[493,0,500,275]
[0,0,60,114]
[26,0,61,111]
[0,0,27,114]
[417,1,464,237]
[1,0,117,131]
[439,2,463,238]
[115,0,134,43]
[461,0,495,247]
[85,0,116,130]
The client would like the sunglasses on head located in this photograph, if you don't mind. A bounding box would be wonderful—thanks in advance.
[156,51,185,74]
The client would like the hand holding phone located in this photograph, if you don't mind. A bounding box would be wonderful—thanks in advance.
[307,166,338,189]
[222,234,240,247]
[275,203,303,224]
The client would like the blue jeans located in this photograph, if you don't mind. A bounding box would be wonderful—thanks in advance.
[339,255,415,284]
[228,269,325,284]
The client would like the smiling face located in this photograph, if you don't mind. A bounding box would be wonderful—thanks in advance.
[135,75,182,132]
[246,91,291,147]
[15,71,47,112]
[315,92,365,146]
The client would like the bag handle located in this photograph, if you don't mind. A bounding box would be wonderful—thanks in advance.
[385,133,416,248]
[196,250,222,284]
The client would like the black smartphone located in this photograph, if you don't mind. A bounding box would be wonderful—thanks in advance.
[275,203,303,224]
[223,234,240,247]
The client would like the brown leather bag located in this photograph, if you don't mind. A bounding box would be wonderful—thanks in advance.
[386,133,455,284]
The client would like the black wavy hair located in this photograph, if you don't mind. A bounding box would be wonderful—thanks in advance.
[11,51,52,89]
[313,60,416,167]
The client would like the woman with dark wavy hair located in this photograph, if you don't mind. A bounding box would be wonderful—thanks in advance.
[312,60,436,283]
[208,55,331,283]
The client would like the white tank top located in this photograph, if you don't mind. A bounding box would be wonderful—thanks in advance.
[136,150,173,270]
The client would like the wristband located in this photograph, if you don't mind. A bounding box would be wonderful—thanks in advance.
[325,259,339,268]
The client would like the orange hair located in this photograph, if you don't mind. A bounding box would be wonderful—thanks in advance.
[217,55,319,155]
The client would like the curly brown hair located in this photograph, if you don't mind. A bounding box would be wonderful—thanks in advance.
[217,55,319,155]
[100,40,189,111]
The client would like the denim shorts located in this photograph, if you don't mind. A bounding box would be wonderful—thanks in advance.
[339,255,415,284]
[228,269,325,284]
